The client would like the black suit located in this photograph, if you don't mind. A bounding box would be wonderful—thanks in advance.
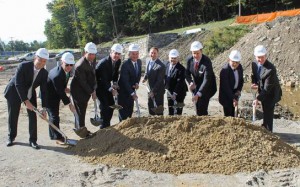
[118,59,141,121]
[70,57,96,128]
[143,59,165,115]
[165,61,188,115]
[47,66,71,139]
[251,60,282,132]
[4,61,48,143]
[185,55,217,115]
[219,63,244,117]
[95,55,121,128]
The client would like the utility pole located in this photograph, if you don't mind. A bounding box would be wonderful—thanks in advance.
[10,37,14,56]
[110,0,118,40]
[238,0,241,16]
[71,0,81,50]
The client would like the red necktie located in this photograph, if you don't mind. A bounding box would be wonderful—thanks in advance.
[194,61,199,71]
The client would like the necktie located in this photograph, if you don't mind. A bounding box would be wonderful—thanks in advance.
[66,72,70,84]
[134,63,138,77]
[169,65,174,77]
[194,61,199,71]
[27,69,39,100]
[257,66,262,79]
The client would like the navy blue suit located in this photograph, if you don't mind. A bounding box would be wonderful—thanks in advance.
[219,63,244,117]
[47,66,71,139]
[251,60,282,132]
[143,59,166,115]
[95,56,121,128]
[165,61,187,115]
[118,59,141,121]
[4,61,48,143]
[185,55,217,115]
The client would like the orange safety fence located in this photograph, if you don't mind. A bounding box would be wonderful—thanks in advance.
[236,8,300,24]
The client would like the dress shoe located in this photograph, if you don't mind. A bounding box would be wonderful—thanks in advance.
[6,140,14,147]
[55,137,65,145]
[29,142,40,149]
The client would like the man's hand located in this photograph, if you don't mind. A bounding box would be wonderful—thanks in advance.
[132,83,139,90]
[132,93,138,100]
[24,100,34,111]
[142,79,147,83]
[112,83,119,90]
[68,103,76,113]
[192,94,199,103]
[189,83,196,92]
[233,99,238,107]
[40,109,47,120]
[112,89,118,96]
[252,99,259,107]
[171,94,176,101]
[91,91,97,101]
[65,88,70,94]
[251,84,258,90]
[148,91,154,98]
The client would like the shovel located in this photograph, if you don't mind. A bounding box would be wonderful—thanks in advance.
[33,107,77,146]
[110,96,123,110]
[144,84,164,114]
[251,88,258,124]
[166,90,185,115]
[90,99,103,126]
[70,96,90,138]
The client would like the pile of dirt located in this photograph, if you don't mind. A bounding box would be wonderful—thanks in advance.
[71,116,300,175]
[213,15,300,86]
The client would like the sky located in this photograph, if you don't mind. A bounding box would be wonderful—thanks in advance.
[0,0,52,43]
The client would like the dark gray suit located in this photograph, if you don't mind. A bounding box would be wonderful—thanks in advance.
[251,60,282,132]
[47,66,71,139]
[118,59,141,121]
[4,61,48,143]
[185,55,217,115]
[143,59,165,115]
[219,63,244,117]
[70,57,96,128]
[95,55,121,128]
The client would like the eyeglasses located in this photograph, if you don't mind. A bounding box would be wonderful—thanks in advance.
[66,64,74,67]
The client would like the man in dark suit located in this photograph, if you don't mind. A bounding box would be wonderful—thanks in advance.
[165,49,188,115]
[95,44,123,129]
[142,47,165,115]
[185,41,217,116]
[251,45,282,132]
[118,43,142,121]
[219,50,244,117]
[70,42,97,136]
[46,52,76,144]
[4,48,49,149]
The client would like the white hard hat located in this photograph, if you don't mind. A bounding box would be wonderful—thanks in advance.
[61,52,75,64]
[229,50,241,62]
[84,42,97,54]
[169,49,179,58]
[111,43,123,53]
[35,48,49,60]
[190,41,203,51]
[254,45,267,56]
[128,43,139,52]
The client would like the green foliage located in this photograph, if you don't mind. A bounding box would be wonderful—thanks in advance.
[203,25,250,59]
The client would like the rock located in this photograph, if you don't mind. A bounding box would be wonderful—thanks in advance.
[274,37,281,42]
[285,81,296,88]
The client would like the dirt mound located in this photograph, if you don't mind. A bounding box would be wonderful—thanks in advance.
[213,15,300,85]
[71,116,300,175]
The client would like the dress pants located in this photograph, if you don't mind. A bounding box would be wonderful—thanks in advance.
[262,102,275,132]
[72,98,88,128]
[167,96,185,115]
[7,96,38,143]
[47,99,62,140]
[98,92,114,128]
[148,94,164,115]
[196,96,210,116]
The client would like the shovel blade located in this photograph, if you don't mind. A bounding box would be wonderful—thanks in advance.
[151,105,164,114]
[90,115,103,127]
[73,127,89,138]
[173,103,185,108]
[109,104,123,110]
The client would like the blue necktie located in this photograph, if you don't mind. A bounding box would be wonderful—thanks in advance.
[257,65,262,79]
[134,63,138,77]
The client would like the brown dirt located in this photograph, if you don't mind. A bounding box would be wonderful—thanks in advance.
[72,116,300,175]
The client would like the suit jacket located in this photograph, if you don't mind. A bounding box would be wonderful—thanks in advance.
[95,55,121,96]
[4,61,48,107]
[219,63,244,107]
[70,56,96,103]
[165,61,188,98]
[118,58,142,97]
[143,59,165,96]
[47,66,70,105]
[185,55,217,99]
[251,60,282,104]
